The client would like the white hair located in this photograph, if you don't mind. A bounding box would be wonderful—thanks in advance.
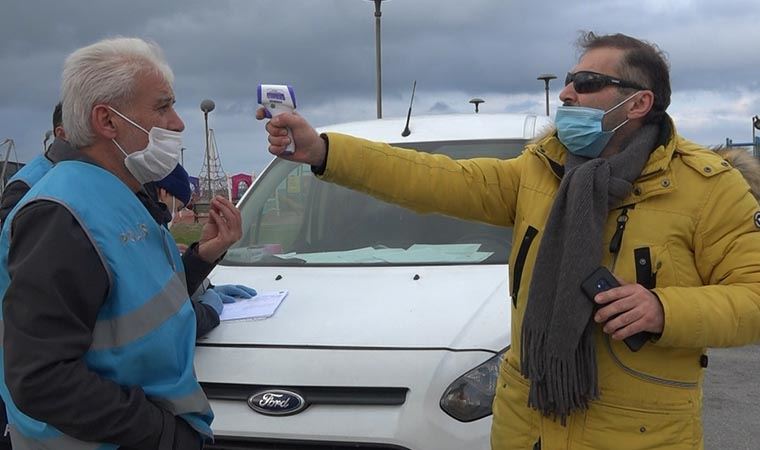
[61,37,175,148]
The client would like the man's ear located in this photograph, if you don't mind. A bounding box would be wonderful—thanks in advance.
[628,91,654,120]
[53,126,66,140]
[91,104,118,140]
[157,188,171,204]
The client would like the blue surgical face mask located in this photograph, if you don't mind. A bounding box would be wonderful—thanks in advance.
[555,91,640,158]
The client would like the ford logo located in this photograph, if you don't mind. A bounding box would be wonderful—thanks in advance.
[247,389,307,416]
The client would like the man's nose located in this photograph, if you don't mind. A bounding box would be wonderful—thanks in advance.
[169,109,185,132]
[559,82,577,106]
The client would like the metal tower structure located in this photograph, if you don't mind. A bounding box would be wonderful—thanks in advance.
[198,127,229,202]
[0,138,20,196]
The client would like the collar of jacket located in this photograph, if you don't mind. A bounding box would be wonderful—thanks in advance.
[525,116,693,204]
[46,138,84,165]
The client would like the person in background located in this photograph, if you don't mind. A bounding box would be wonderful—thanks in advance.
[0,102,76,224]
[151,163,193,229]
[0,101,76,450]
[258,32,760,450]
[144,165,224,337]
[0,37,242,449]
[146,164,258,333]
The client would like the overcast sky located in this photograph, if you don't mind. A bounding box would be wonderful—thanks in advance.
[2,0,760,177]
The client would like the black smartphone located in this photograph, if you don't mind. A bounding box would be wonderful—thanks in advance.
[581,266,651,352]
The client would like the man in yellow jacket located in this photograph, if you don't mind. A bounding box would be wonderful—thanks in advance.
[258,32,760,450]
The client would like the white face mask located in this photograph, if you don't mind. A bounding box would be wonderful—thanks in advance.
[167,195,187,229]
[109,106,183,184]
[168,196,177,229]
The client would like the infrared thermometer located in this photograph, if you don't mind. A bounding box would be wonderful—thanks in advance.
[258,84,297,154]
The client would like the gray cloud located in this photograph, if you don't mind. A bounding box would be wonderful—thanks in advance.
[2,0,760,176]
[428,102,453,114]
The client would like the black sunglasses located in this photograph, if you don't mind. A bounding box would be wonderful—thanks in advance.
[565,71,646,94]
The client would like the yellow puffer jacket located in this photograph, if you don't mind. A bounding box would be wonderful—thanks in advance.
[321,121,760,450]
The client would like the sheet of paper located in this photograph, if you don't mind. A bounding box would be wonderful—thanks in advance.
[219,290,288,322]
[277,244,493,264]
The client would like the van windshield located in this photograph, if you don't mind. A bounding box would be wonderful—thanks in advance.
[222,139,524,266]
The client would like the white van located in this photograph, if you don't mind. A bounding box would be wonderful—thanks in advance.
[197,112,552,450]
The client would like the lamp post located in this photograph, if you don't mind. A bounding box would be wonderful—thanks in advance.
[537,73,557,116]
[367,0,389,119]
[200,99,215,199]
[469,98,484,113]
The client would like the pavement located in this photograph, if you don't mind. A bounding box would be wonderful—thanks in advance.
[703,343,760,449]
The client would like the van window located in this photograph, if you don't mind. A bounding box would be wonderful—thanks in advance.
[223,140,524,266]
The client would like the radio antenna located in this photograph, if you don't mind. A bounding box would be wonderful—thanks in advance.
[401,80,417,137]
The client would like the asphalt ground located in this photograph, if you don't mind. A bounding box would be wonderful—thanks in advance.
[703,343,760,449]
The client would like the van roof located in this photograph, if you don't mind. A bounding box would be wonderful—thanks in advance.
[316,113,553,144]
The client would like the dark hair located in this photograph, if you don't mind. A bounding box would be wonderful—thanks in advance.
[53,101,63,129]
[577,32,671,125]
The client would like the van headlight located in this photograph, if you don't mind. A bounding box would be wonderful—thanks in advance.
[439,347,508,422]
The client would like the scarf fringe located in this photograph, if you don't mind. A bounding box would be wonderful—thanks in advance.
[521,326,599,426]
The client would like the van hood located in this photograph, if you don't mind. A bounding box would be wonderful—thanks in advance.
[200,264,510,351]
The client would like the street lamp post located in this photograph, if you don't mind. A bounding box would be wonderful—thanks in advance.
[469,98,484,113]
[537,73,557,116]
[368,0,389,119]
[200,99,215,200]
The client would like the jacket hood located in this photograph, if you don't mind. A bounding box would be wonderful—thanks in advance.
[714,147,760,202]
[529,124,556,145]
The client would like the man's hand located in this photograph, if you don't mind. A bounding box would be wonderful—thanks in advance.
[593,278,664,341]
[197,196,242,263]
[255,108,327,167]
[198,288,224,316]
[213,284,257,303]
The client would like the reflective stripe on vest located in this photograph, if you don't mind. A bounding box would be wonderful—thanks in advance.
[154,389,214,417]
[90,273,187,350]
[0,272,185,350]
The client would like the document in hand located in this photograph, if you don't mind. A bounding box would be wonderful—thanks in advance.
[219,290,288,322]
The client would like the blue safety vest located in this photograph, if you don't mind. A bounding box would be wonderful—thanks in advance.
[0,161,212,449]
[5,154,53,190]
[0,154,55,447]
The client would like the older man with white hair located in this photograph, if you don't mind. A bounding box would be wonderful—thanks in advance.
[0,37,241,449]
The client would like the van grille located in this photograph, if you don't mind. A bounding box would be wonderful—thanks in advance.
[201,383,408,406]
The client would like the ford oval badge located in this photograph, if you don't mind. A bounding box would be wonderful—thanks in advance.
[247,389,307,416]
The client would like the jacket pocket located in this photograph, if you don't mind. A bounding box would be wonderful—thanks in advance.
[579,401,700,450]
[643,244,683,288]
[511,225,538,308]
[491,362,539,450]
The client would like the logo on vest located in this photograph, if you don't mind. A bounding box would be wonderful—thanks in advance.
[247,389,307,416]
[754,212,760,229]
[120,223,150,244]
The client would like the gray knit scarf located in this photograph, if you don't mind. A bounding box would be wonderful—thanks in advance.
[520,124,660,424]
